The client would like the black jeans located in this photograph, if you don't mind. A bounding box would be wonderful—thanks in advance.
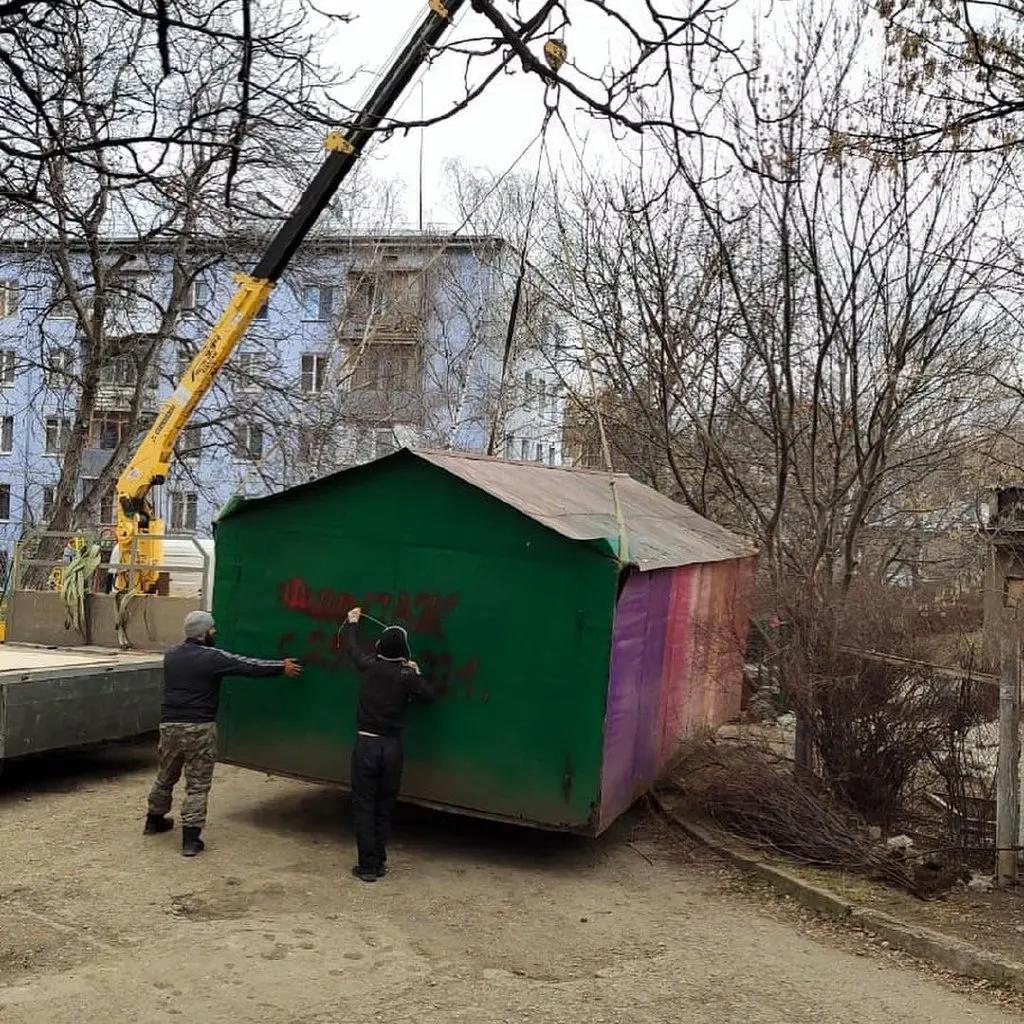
[351,734,403,872]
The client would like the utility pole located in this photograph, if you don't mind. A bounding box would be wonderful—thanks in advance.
[996,624,1021,886]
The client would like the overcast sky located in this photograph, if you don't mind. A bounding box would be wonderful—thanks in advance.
[313,0,765,227]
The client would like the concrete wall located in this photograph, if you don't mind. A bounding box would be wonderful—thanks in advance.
[8,590,198,650]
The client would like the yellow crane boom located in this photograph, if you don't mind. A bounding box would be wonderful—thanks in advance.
[114,0,465,592]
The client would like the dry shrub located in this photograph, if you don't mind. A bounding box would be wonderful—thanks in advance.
[665,740,916,890]
[766,580,990,829]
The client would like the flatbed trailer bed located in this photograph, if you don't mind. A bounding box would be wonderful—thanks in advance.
[0,645,162,759]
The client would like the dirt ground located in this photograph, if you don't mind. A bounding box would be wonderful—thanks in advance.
[704,725,1024,964]
[0,739,1021,1024]
[772,860,1024,965]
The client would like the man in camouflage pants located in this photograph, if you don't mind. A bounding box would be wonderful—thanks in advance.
[145,610,301,856]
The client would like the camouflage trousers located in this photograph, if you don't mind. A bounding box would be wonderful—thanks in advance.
[147,722,218,829]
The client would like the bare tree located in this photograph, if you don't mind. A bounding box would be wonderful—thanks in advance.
[0,0,348,202]
[523,3,1020,590]
[0,2,378,541]
[880,0,1024,154]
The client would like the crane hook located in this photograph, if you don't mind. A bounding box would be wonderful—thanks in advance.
[544,38,567,73]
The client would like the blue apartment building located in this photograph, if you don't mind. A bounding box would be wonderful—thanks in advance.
[0,232,565,564]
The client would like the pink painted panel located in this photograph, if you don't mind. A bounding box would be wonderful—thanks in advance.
[599,555,756,829]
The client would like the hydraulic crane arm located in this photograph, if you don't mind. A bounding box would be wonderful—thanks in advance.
[114,0,466,585]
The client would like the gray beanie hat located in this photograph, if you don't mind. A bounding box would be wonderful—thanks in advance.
[184,610,215,639]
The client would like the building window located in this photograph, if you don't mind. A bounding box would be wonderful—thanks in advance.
[44,346,73,387]
[0,350,14,386]
[535,443,544,463]
[373,429,397,460]
[548,445,556,466]
[235,422,264,461]
[176,344,190,379]
[41,485,55,521]
[552,322,567,355]
[45,416,71,455]
[298,426,316,462]
[344,270,422,333]
[0,483,11,521]
[89,411,132,450]
[50,287,77,319]
[351,342,418,392]
[81,477,114,524]
[520,439,529,461]
[0,280,18,318]
[301,353,328,393]
[505,436,515,459]
[346,274,378,324]
[234,352,263,393]
[184,279,212,312]
[169,490,198,532]
[100,354,137,387]
[177,425,202,462]
[109,268,149,315]
[524,372,533,411]
[0,416,12,455]
[380,271,421,324]
[302,285,336,322]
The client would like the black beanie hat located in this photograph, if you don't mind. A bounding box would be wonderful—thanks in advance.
[376,625,411,661]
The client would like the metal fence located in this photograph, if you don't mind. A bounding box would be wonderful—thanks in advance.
[12,530,213,608]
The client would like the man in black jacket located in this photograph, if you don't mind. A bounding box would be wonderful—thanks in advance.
[343,606,433,882]
[144,610,301,856]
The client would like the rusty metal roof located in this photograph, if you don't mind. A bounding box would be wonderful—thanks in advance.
[221,448,755,571]
[411,450,755,571]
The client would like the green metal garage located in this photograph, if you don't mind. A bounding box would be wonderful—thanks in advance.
[213,449,755,833]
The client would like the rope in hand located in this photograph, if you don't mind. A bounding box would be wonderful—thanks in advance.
[335,610,393,647]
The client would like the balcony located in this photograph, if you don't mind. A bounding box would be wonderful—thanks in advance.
[984,487,1024,541]
[94,383,159,413]
[339,316,421,345]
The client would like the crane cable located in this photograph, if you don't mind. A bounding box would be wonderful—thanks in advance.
[225,122,555,498]
[543,134,630,565]
[486,107,552,456]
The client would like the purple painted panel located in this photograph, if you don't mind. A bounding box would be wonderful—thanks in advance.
[599,571,650,825]
[633,569,673,782]
[599,556,756,830]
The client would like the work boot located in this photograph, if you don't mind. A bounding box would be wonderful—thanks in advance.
[182,826,205,857]
[143,813,174,835]
[351,865,377,883]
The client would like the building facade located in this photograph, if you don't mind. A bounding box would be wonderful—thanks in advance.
[0,232,565,563]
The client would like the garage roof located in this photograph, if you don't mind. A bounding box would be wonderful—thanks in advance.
[412,450,754,571]
[221,449,756,572]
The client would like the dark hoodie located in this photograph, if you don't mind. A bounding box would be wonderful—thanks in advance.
[161,638,284,724]
[343,621,434,737]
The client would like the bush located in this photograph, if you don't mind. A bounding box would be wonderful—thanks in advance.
[766,581,990,829]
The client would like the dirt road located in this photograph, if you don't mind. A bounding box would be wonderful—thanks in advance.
[0,740,1015,1023]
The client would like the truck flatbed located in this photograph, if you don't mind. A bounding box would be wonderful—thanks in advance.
[0,644,163,759]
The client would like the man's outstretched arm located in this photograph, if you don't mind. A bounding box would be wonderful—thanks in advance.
[343,607,376,671]
[209,649,302,679]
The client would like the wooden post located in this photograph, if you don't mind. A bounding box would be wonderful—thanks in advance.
[996,628,1021,886]
[794,716,811,773]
